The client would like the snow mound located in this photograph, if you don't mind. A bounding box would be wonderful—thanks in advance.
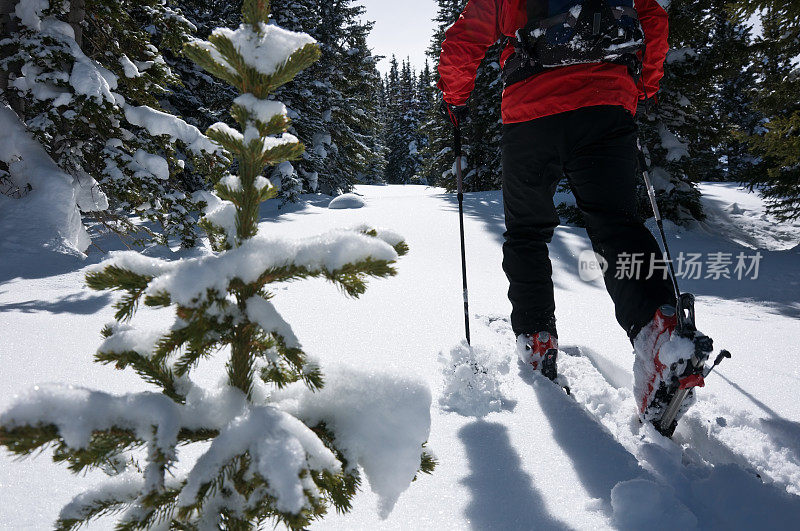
[727,202,745,215]
[439,341,511,417]
[0,104,91,254]
[274,366,432,517]
[328,193,366,209]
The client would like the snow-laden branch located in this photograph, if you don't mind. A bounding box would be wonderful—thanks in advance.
[91,228,403,306]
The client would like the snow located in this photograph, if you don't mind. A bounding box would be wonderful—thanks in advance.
[207,121,298,154]
[245,295,301,348]
[178,406,340,514]
[439,341,511,418]
[2,184,800,529]
[14,0,49,30]
[658,122,690,162]
[328,193,366,209]
[666,47,698,64]
[0,104,91,254]
[196,190,238,244]
[98,322,163,358]
[124,105,218,154]
[93,229,400,307]
[233,94,287,124]
[118,55,141,78]
[70,60,117,104]
[0,384,182,453]
[58,474,143,523]
[274,366,432,517]
[205,23,316,77]
[610,479,698,529]
[132,149,169,181]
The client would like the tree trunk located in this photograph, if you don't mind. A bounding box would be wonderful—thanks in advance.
[0,0,24,114]
[68,0,85,47]
[1,0,17,93]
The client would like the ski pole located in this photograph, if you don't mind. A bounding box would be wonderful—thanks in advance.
[453,123,471,345]
[636,137,682,304]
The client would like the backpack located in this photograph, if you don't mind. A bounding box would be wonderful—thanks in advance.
[502,0,645,87]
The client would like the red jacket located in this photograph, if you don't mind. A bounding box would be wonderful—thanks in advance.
[438,0,669,124]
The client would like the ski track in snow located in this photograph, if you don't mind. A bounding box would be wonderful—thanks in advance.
[476,315,800,529]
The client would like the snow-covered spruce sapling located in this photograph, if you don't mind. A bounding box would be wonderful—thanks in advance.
[0,2,434,529]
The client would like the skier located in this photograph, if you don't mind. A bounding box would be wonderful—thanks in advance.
[439,0,700,427]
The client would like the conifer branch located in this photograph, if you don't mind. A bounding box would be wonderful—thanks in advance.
[56,496,133,531]
[325,258,398,297]
[1,424,216,472]
[117,486,183,531]
[95,350,185,403]
[85,266,155,321]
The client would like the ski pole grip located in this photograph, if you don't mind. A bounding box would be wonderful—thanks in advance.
[454,125,464,195]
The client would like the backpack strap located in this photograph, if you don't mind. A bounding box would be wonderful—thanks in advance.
[501,0,549,87]
[502,0,644,89]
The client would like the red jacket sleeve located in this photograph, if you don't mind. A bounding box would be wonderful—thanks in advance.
[636,0,669,99]
[437,0,501,106]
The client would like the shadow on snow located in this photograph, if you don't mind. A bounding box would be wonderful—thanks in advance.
[458,420,570,531]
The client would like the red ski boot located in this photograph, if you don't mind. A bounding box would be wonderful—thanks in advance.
[517,331,558,380]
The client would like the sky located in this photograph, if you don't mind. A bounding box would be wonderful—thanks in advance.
[356,0,439,75]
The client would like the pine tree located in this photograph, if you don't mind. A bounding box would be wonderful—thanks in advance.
[732,1,800,220]
[463,41,503,191]
[266,0,321,201]
[420,0,465,189]
[161,0,241,130]
[634,0,713,223]
[419,0,503,192]
[384,57,425,184]
[705,5,760,182]
[327,3,385,187]
[269,0,385,199]
[363,74,390,184]
[384,56,405,183]
[641,0,756,185]
[0,2,433,528]
[413,60,436,185]
[409,60,434,185]
[0,0,226,248]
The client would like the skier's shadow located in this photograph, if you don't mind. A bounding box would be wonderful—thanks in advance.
[519,362,645,507]
[458,421,570,531]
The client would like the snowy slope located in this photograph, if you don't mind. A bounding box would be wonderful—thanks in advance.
[1,183,799,529]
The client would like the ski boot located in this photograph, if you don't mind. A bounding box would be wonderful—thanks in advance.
[517,331,559,382]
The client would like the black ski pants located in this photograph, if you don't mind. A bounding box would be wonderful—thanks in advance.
[501,105,675,339]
